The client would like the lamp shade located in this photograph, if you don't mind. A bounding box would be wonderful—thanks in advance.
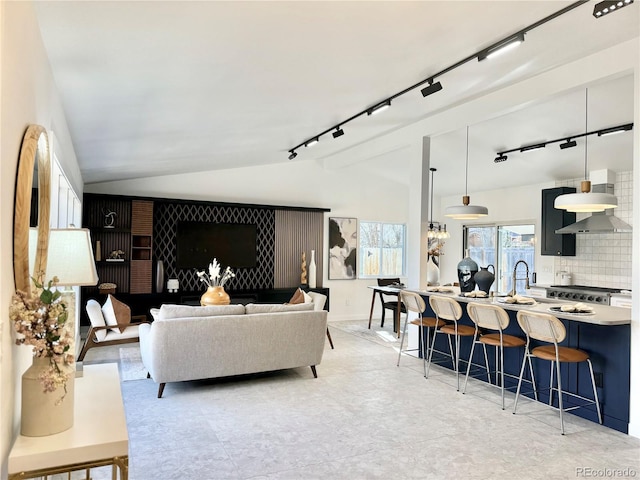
[554,192,618,213]
[444,203,489,220]
[45,229,98,286]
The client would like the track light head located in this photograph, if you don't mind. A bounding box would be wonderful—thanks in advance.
[367,100,391,116]
[494,154,508,163]
[597,123,633,136]
[288,151,297,160]
[305,137,319,147]
[332,127,344,139]
[593,0,634,18]
[559,139,577,149]
[421,80,443,97]
[478,33,525,61]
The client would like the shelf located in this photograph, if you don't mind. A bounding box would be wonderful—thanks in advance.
[93,227,131,233]
[96,260,130,265]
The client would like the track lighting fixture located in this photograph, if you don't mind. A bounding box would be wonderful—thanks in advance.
[559,139,577,149]
[495,122,633,162]
[288,151,297,160]
[597,124,633,136]
[593,0,634,18]
[332,127,345,138]
[477,33,525,61]
[555,89,619,213]
[367,100,391,116]
[287,1,587,158]
[520,143,545,153]
[421,79,443,97]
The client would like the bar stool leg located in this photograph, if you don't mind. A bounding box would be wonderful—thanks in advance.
[426,326,439,378]
[499,344,505,410]
[587,359,603,424]
[513,346,531,415]
[396,313,410,367]
[527,353,538,401]
[549,361,555,406]
[462,332,478,394]
[554,358,565,435]
[482,344,491,384]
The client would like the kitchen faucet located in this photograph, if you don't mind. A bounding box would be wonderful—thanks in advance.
[509,260,530,297]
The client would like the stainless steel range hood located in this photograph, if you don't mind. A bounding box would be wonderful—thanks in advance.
[556,182,632,234]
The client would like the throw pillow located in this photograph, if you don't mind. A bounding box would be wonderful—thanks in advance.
[288,288,305,304]
[102,295,131,333]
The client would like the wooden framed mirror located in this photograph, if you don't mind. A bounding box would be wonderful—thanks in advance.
[13,124,51,296]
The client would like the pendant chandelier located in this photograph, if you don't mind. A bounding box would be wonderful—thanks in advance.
[427,167,450,240]
[445,126,488,220]
[554,89,618,213]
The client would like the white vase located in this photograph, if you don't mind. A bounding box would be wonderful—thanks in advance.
[309,250,317,288]
[21,356,74,436]
[426,256,440,285]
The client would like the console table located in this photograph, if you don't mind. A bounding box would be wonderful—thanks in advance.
[8,363,129,479]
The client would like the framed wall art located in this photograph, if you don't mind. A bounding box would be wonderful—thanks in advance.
[328,217,357,279]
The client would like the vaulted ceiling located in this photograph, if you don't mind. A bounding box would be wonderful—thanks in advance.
[34,1,638,193]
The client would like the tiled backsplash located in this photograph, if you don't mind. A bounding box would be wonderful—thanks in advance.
[554,171,633,290]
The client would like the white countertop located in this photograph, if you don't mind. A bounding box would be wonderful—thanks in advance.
[410,288,631,326]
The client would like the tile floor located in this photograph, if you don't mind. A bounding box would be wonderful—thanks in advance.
[79,319,640,480]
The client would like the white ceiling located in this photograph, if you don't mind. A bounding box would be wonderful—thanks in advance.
[33,1,639,192]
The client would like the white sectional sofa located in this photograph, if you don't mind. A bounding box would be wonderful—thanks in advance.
[139,301,328,397]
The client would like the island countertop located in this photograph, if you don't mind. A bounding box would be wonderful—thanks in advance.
[408,287,632,326]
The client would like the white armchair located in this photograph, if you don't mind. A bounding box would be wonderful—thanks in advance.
[78,299,149,361]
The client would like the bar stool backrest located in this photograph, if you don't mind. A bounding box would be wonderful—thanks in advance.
[429,295,462,321]
[400,291,426,314]
[467,303,509,331]
[516,310,566,344]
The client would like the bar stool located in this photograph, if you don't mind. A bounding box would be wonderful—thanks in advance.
[463,303,537,410]
[396,291,444,377]
[513,310,602,435]
[427,295,475,390]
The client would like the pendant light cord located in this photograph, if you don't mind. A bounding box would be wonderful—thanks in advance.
[584,89,588,180]
[429,168,435,224]
[465,126,470,195]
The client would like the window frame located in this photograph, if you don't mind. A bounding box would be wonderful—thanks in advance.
[358,221,407,279]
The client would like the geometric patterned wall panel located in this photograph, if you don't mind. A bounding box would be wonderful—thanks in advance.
[154,202,275,292]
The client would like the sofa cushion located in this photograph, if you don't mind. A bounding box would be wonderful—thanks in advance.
[245,302,314,314]
[159,304,246,320]
[102,295,131,333]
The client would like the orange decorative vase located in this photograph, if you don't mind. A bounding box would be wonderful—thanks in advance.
[200,286,230,306]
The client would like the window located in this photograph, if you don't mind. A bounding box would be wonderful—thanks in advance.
[359,222,406,277]
[464,224,535,294]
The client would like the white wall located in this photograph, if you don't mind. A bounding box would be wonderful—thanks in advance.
[0,2,81,476]
[86,155,413,321]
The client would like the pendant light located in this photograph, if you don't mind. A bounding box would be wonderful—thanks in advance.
[445,126,488,220]
[427,168,449,239]
[554,89,618,213]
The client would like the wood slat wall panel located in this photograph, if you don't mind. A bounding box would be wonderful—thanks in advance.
[274,211,324,288]
[130,260,152,294]
[131,200,153,235]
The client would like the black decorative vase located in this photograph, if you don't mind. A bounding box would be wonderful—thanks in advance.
[155,260,164,293]
[457,253,479,293]
[475,264,495,294]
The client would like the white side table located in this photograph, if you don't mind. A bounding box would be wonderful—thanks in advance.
[8,363,129,479]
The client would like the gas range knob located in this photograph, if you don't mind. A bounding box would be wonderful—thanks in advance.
[594,297,603,303]
[548,291,556,298]
[587,296,594,302]
[558,292,565,298]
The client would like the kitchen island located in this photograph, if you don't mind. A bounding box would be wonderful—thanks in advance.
[408,287,631,433]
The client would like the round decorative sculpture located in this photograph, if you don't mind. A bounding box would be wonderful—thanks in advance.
[457,253,479,293]
[475,265,495,294]
[200,286,230,306]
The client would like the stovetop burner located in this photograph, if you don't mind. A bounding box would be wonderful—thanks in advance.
[549,285,622,294]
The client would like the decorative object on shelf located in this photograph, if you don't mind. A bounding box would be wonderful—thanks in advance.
[426,256,440,285]
[475,264,495,294]
[98,283,117,295]
[103,209,117,228]
[554,89,619,213]
[197,258,235,306]
[167,278,179,293]
[95,240,101,262]
[10,277,74,436]
[445,126,488,220]
[155,260,164,293]
[457,250,479,293]
[300,251,308,286]
[329,217,357,280]
[106,249,125,262]
[309,250,317,288]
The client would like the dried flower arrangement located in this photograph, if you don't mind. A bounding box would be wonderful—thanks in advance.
[196,258,235,288]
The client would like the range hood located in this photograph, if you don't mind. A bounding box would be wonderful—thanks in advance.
[556,182,632,234]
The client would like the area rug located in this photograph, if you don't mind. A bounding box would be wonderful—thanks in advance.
[119,347,148,381]
[329,321,401,347]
